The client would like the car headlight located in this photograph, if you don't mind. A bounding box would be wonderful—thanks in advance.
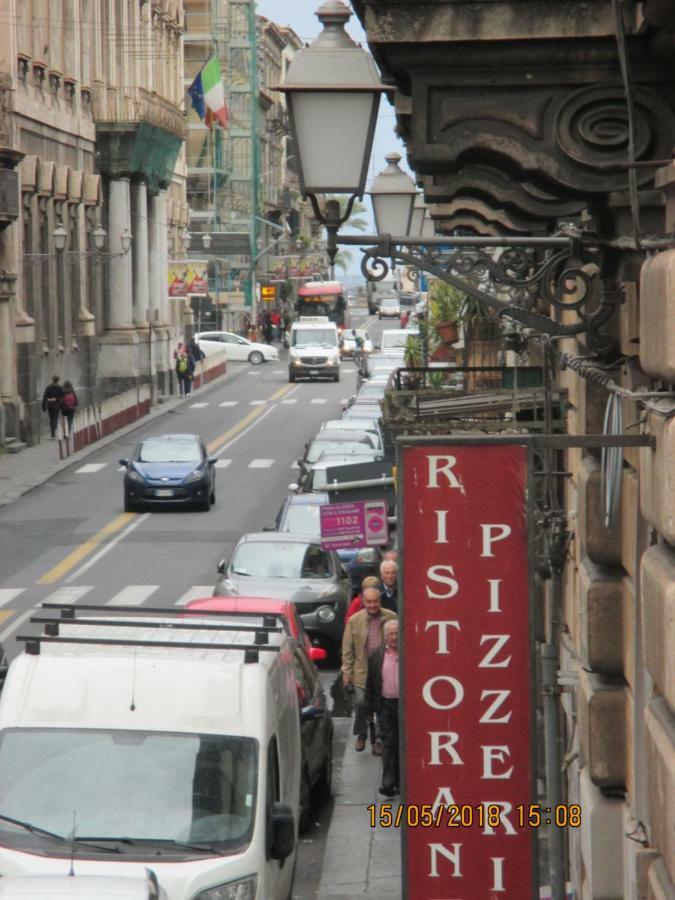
[184,467,207,483]
[355,548,377,563]
[316,605,336,623]
[194,876,257,900]
[126,469,144,483]
[290,350,301,361]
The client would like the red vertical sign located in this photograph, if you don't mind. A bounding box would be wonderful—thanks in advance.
[401,442,535,899]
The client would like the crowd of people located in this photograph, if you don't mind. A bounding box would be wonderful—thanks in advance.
[341,556,401,797]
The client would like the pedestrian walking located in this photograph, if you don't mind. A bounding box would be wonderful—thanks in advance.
[41,375,64,439]
[271,309,282,341]
[345,575,380,623]
[366,619,400,797]
[263,311,273,344]
[184,350,196,396]
[175,351,190,396]
[378,559,398,613]
[60,380,78,435]
[341,588,396,755]
[173,341,184,361]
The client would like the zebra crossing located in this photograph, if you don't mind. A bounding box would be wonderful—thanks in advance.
[77,458,294,475]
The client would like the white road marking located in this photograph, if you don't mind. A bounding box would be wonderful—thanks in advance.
[219,401,239,407]
[272,370,284,375]
[339,398,348,404]
[249,459,274,468]
[75,463,107,474]
[211,384,301,460]
[65,513,151,583]
[44,586,94,605]
[249,400,266,406]
[0,588,25,608]
[0,608,37,643]
[310,398,327,405]
[106,585,159,607]
[290,462,300,469]
[214,459,232,469]
[175,586,214,607]
[281,398,298,405]
[189,402,209,409]
[247,371,261,376]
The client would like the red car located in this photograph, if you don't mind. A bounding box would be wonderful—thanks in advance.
[185,595,327,663]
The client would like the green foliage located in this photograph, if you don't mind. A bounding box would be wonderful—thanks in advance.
[427,370,447,390]
[325,195,368,233]
[428,280,466,324]
[403,333,423,368]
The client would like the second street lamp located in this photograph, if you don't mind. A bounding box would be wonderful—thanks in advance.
[369,152,416,237]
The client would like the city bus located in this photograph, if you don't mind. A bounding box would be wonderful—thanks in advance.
[296,281,347,331]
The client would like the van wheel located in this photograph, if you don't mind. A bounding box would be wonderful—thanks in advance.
[333,371,340,383]
[315,741,333,800]
[299,766,312,834]
[288,373,295,383]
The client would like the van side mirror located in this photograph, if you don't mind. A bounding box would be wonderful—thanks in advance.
[270,802,295,860]
[288,483,299,492]
[118,458,129,467]
[216,559,226,574]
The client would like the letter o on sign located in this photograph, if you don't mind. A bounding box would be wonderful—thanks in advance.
[422,676,464,710]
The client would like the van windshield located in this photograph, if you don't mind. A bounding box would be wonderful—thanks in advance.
[292,328,337,349]
[0,729,257,854]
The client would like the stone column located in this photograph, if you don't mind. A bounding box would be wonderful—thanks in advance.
[147,190,162,324]
[131,180,149,327]
[107,177,133,330]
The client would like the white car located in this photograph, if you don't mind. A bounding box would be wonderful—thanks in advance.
[378,297,401,319]
[194,331,279,365]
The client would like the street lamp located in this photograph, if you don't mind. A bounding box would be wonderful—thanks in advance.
[369,152,416,237]
[120,228,133,254]
[202,233,212,250]
[53,222,68,252]
[93,225,107,252]
[410,194,427,237]
[180,229,191,254]
[277,0,387,266]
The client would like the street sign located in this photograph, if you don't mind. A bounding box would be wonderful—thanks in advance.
[400,439,536,900]
[261,284,277,302]
[319,499,388,551]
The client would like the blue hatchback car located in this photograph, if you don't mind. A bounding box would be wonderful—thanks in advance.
[119,433,216,512]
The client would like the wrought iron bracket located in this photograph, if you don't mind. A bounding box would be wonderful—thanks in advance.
[335,226,617,341]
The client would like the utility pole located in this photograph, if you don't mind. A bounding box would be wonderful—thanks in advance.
[248,0,260,328]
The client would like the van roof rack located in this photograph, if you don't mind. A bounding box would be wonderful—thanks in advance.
[29,616,282,637]
[43,602,288,628]
[16,635,280,663]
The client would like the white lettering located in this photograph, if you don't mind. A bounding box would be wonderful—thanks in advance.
[429,842,462,878]
[491,857,505,892]
[422,676,465,710]
[488,578,502,612]
[426,565,459,599]
[426,620,460,654]
[429,732,463,766]
[479,690,512,724]
[435,509,449,543]
[427,455,462,489]
[480,524,512,557]
[482,802,516,835]
[431,786,457,810]
[479,634,512,668]
[481,746,514,780]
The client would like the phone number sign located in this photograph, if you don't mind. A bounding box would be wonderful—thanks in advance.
[320,500,388,551]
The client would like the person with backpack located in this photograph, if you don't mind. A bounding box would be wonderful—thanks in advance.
[175,350,190,396]
[60,381,78,435]
[41,375,64,439]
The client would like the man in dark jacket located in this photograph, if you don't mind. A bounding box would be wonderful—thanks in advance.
[378,559,398,613]
[365,618,400,796]
[41,375,63,439]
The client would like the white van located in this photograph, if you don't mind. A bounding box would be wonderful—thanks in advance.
[0,608,301,900]
[288,317,341,382]
[0,873,167,899]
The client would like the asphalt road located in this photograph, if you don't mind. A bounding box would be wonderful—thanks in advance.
[0,304,384,899]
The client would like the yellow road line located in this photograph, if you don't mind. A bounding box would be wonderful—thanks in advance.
[207,383,295,454]
[38,513,135,585]
[0,610,14,624]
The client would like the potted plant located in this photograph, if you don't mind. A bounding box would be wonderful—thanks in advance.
[428,281,465,344]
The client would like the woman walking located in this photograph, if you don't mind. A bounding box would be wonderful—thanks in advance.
[60,380,78,435]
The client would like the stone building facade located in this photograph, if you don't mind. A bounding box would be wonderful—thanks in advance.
[352,1,675,898]
[0,0,187,447]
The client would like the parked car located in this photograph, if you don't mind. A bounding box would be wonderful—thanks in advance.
[185,596,333,833]
[194,331,279,365]
[302,432,378,467]
[378,297,401,319]
[214,533,351,657]
[294,450,383,494]
[319,418,384,452]
[270,493,383,592]
[119,434,216,512]
[340,328,374,358]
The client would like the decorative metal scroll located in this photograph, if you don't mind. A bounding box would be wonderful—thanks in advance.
[353,230,616,343]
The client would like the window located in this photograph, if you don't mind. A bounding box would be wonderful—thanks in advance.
[301,546,331,579]
[265,737,280,860]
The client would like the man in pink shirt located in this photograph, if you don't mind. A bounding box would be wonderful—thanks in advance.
[365,618,400,796]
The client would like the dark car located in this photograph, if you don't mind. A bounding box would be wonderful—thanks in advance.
[270,492,383,593]
[185,596,333,832]
[119,433,216,512]
[214,532,351,657]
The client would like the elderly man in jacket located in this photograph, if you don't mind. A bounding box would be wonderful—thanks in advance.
[366,618,400,796]
[341,587,397,754]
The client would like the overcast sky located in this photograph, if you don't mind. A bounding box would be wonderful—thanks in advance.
[256,0,409,275]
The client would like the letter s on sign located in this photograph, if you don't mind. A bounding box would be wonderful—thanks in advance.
[426,565,459,599]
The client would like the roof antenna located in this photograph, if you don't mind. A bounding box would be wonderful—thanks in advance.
[130,648,137,712]
[68,809,77,877]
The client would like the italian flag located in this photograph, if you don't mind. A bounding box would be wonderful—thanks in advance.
[189,55,228,130]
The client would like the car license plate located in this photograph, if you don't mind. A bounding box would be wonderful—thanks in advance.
[309,369,319,375]
[156,489,173,497]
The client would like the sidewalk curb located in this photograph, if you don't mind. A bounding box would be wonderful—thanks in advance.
[0,363,248,509]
